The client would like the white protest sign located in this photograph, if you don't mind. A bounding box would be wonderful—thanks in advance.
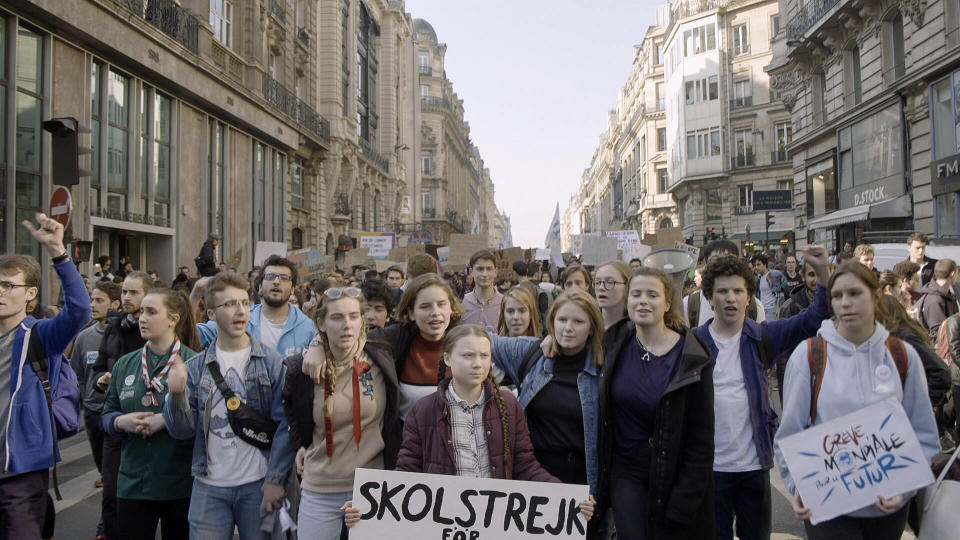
[534,249,550,261]
[579,236,619,266]
[620,243,651,262]
[674,241,700,261]
[349,468,589,540]
[359,233,396,260]
[778,397,934,524]
[436,246,451,274]
[253,241,287,266]
[604,229,641,248]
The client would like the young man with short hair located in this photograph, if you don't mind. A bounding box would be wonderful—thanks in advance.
[384,266,404,290]
[197,255,316,360]
[777,260,818,319]
[904,232,938,287]
[752,254,785,321]
[164,272,293,538]
[461,250,503,330]
[629,258,642,271]
[0,214,89,538]
[683,240,767,327]
[696,245,830,540]
[853,244,875,270]
[917,258,960,342]
[361,279,396,329]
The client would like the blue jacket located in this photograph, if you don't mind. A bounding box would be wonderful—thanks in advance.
[488,334,600,495]
[695,284,829,470]
[162,336,294,485]
[3,260,90,475]
[197,303,317,360]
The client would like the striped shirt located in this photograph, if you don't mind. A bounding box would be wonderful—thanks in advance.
[445,384,490,478]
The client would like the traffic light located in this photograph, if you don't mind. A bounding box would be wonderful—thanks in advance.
[765,212,775,230]
[42,117,91,186]
[706,227,716,241]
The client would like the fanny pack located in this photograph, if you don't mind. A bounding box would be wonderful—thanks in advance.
[207,361,278,451]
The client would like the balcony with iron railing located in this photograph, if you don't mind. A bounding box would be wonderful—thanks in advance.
[359,137,390,173]
[421,96,451,110]
[262,73,330,140]
[731,151,756,169]
[786,0,842,39]
[270,0,287,23]
[422,208,437,218]
[771,149,790,163]
[664,0,722,40]
[731,96,753,109]
[419,64,432,76]
[120,0,199,54]
[296,27,310,47]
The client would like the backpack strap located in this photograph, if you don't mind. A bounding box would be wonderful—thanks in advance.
[688,292,700,328]
[517,338,545,385]
[205,359,237,400]
[24,329,63,500]
[884,336,909,389]
[807,337,827,423]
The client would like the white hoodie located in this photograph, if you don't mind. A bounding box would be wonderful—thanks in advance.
[774,320,940,519]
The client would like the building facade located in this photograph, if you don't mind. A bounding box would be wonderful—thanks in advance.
[768,0,957,253]
[664,0,793,249]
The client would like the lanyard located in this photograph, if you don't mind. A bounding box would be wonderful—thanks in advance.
[140,340,181,407]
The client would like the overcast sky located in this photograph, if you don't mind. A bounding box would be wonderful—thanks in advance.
[403,0,661,248]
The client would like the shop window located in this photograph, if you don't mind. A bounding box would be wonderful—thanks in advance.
[931,72,960,236]
[805,157,837,218]
[14,25,44,259]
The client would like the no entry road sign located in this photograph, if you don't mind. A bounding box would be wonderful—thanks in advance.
[50,186,72,228]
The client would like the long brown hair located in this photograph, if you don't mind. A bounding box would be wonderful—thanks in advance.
[313,292,368,428]
[828,261,888,326]
[439,324,512,479]
[147,288,200,351]
[545,290,605,366]
[628,267,687,333]
[396,273,466,326]
[879,294,931,346]
[497,287,541,337]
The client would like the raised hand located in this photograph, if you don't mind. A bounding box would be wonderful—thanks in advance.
[96,372,112,391]
[166,354,188,396]
[802,244,830,285]
[21,213,66,257]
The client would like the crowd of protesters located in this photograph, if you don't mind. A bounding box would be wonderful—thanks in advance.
[0,221,957,540]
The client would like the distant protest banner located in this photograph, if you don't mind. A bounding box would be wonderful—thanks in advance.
[494,247,525,273]
[343,248,371,269]
[348,468,589,540]
[254,241,286,266]
[359,233,396,260]
[580,236,618,266]
[778,397,934,525]
[448,234,489,267]
[436,247,450,274]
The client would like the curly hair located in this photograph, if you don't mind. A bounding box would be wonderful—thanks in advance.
[396,273,466,326]
[701,256,757,300]
[439,324,511,479]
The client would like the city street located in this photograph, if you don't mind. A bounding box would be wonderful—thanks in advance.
[47,429,916,540]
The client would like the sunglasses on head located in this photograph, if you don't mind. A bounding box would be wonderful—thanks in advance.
[324,287,362,299]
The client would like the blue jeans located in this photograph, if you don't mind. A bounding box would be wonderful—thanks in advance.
[188,478,267,540]
[714,469,771,540]
[298,489,351,540]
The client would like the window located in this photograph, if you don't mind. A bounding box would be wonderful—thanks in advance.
[733,24,749,56]
[845,46,862,107]
[153,92,172,220]
[683,23,716,56]
[106,69,129,216]
[733,79,752,107]
[210,0,233,48]
[15,25,43,258]
[357,3,378,143]
[421,190,434,216]
[341,0,350,116]
[655,82,664,109]
[816,71,828,124]
[420,84,429,97]
[685,76,718,104]
[708,75,718,100]
[887,12,905,81]
[291,156,305,207]
[655,42,663,65]
[657,127,666,151]
[418,53,429,67]
[837,103,903,192]
[657,169,668,193]
[209,121,225,247]
[771,14,780,39]
[806,157,837,218]
[775,122,792,162]
[734,128,754,167]
[777,180,791,191]
[738,184,753,208]
[273,152,284,242]
[291,228,304,250]
[686,127,721,159]
[640,135,646,162]
[421,151,432,176]
[253,142,265,241]
[932,77,956,159]
[90,62,101,208]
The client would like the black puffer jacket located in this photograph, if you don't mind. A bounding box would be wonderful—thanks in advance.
[281,340,401,469]
[598,320,716,540]
[92,312,146,381]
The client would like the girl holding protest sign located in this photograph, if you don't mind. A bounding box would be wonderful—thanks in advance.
[100,289,199,539]
[344,324,594,526]
[282,286,401,540]
[598,267,715,540]
[774,262,940,539]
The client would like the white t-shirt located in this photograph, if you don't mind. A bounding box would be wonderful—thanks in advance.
[682,290,767,326]
[259,314,285,353]
[758,274,777,315]
[708,326,761,472]
[198,345,268,487]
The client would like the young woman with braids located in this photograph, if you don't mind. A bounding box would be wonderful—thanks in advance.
[281,287,401,540]
[598,267,715,539]
[343,324,594,527]
[100,288,200,539]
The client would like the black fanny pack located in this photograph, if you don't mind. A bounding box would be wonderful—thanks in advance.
[207,361,278,451]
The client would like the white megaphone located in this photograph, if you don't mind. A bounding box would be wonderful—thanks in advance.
[642,248,698,313]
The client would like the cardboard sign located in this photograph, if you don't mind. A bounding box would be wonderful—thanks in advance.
[495,247,525,273]
[359,233,396,260]
[389,244,426,263]
[254,241,287,266]
[674,241,700,261]
[348,468,589,540]
[580,236,618,266]
[655,227,683,250]
[343,248,372,269]
[375,260,405,273]
[448,234,490,267]
[778,398,935,525]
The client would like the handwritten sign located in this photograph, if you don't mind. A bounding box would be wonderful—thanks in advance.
[674,241,700,261]
[359,233,396,260]
[436,247,451,274]
[349,468,589,540]
[778,398,934,524]
[605,229,641,248]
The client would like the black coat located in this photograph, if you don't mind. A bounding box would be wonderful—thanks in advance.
[281,340,402,469]
[598,320,716,540]
[196,241,218,277]
[92,312,146,379]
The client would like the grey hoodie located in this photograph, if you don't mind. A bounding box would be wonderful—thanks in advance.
[774,320,940,519]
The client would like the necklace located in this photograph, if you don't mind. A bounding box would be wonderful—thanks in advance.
[635,333,652,362]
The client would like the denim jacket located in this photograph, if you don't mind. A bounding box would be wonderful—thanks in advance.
[163,336,294,485]
[488,333,600,494]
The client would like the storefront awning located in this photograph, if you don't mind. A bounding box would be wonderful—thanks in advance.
[728,230,792,241]
[807,195,912,229]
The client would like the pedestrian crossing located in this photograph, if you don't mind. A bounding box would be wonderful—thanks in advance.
[50,431,101,513]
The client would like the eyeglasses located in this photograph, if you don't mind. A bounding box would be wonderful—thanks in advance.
[0,281,30,295]
[263,273,292,282]
[593,278,626,290]
[324,287,362,299]
[212,299,251,311]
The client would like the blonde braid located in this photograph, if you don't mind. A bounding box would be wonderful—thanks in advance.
[489,372,512,480]
[320,334,337,424]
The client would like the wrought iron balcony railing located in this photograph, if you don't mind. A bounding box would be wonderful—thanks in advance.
[419,64,432,76]
[731,96,753,109]
[735,205,754,215]
[786,0,842,39]
[359,137,389,172]
[731,152,756,169]
[421,96,450,110]
[262,73,330,140]
[422,208,437,218]
[121,0,199,54]
[772,149,790,163]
